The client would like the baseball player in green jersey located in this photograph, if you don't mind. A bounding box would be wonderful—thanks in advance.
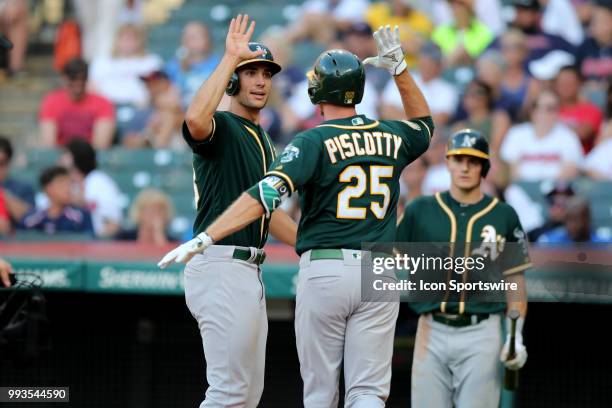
[160,25,433,407]
[396,129,530,408]
[158,15,298,408]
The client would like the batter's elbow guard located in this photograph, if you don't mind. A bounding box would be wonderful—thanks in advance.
[247,176,290,218]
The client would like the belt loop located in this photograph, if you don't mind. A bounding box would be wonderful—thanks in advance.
[248,247,257,263]
[471,315,477,325]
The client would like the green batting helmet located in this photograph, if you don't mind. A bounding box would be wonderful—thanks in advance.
[307,49,365,106]
[446,129,490,177]
[226,42,282,96]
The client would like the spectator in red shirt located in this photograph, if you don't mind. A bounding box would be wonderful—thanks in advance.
[39,58,116,149]
[0,188,11,235]
[554,65,604,154]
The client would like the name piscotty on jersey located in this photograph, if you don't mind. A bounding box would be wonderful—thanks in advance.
[324,131,404,163]
[246,114,435,255]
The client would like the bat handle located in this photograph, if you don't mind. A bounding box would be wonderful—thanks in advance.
[503,310,521,391]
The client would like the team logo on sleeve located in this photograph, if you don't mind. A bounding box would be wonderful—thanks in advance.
[280,144,300,163]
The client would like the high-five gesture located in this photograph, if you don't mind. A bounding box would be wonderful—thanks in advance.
[363,25,407,76]
[225,14,263,62]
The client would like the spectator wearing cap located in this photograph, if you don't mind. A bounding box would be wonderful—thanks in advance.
[431,0,494,67]
[165,22,222,109]
[576,0,612,84]
[18,166,94,236]
[500,90,584,182]
[527,180,575,241]
[115,188,177,245]
[488,0,575,68]
[537,196,611,243]
[365,0,433,68]
[0,135,33,223]
[120,70,183,149]
[89,24,162,108]
[381,41,458,127]
[39,58,116,149]
[554,65,603,154]
[59,140,123,238]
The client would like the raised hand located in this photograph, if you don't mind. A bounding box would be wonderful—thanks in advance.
[225,14,264,63]
[363,25,407,76]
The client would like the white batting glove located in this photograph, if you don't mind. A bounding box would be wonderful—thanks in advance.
[500,316,527,370]
[157,232,214,269]
[363,25,407,76]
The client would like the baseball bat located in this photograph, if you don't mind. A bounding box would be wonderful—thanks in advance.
[503,309,520,390]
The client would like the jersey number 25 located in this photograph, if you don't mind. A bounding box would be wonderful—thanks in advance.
[337,165,393,220]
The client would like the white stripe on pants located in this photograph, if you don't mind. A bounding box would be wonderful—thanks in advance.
[184,246,267,408]
[296,250,399,408]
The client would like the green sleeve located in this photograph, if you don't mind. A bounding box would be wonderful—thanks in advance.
[181,111,229,154]
[501,206,532,277]
[265,135,322,194]
[386,116,434,166]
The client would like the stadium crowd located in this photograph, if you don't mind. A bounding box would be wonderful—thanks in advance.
[0,0,611,245]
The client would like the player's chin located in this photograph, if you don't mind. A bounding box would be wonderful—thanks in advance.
[455,178,480,190]
[246,93,269,108]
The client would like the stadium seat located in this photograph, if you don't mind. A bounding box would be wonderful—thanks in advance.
[25,148,62,171]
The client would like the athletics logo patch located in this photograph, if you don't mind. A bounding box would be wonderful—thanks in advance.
[280,143,300,163]
[461,135,477,147]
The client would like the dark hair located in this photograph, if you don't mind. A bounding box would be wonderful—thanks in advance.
[62,57,89,80]
[39,165,69,188]
[466,79,494,110]
[0,135,12,160]
[556,65,583,82]
[65,139,97,175]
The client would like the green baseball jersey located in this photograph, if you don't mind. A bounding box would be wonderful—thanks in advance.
[397,191,532,314]
[265,114,433,255]
[183,111,276,248]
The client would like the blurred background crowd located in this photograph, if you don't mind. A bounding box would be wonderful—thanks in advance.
[0,0,611,246]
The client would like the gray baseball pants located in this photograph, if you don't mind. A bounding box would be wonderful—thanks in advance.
[411,313,502,408]
[296,249,399,408]
[184,245,267,408]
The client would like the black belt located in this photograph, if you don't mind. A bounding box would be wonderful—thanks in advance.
[432,312,490,327]
[232,248,266,265]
